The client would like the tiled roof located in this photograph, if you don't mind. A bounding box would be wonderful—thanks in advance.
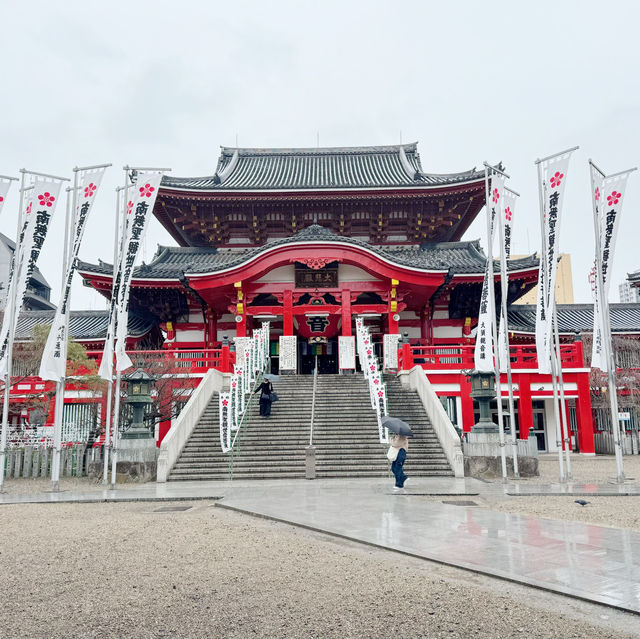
[161,143,485,191]
[78,225,538,279]
[628,269,640,285]
[15,310,154,342]
[507,304,640,334]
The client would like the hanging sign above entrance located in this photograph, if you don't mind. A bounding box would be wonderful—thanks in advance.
[279,336,297,373]
[295,261,338,288]
[294,314,341,339]
[339,336,356,370]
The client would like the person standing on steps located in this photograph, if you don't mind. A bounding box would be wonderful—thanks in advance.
[388,433,409,493]
[255,378,274,418]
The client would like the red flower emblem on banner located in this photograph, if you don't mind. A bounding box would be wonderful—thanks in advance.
[504,206,512,222]
[38,192,55,207]
[607,191,621,206]
[594,187,600,201]
[370,365,375,372]
[127,200,134,215]
[84,183,97,198]
[222,399,229,407]
[26,202,32,215]
[0,196,3,203]
[373,377,379,385]
[491,188,500,203]
[366,349,372,356]
[550,172,563,188]
[139,183,155,198]
[377,390,384,398]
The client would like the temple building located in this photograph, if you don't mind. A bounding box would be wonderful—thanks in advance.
[75,143,600,454]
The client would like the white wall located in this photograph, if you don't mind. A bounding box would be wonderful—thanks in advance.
[433,325,462,339]
[255,265,295,283]
[339,264,381,282]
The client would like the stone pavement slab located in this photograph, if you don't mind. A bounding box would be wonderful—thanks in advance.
[2,476,639,614]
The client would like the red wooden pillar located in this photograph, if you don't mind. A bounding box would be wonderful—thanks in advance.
[283,289,293,336]
[459,374,474,432]
[576,372,595,454]
[420,308,429,341]
[205,310,217,348]
[517,373,533,440]
[341,289,352,336]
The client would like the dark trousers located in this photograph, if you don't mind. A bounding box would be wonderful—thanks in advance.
[391,448,407,487]
[259,397,272,417]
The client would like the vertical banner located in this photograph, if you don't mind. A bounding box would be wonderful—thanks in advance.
[0,179,63,376]
[535,152,574,374]
[0,178,13,217]
[40,168,107,381]
[591,167,634,370]
[383,333,400,370]
[474,173,504,372]
[113,172,163,373]
[338,335,356,370]
[498,188,518,373]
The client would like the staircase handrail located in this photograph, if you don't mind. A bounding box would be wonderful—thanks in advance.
[219,322,270,453]
[157,367,227,482]
[398,364,464,477]
[355,317,389,443]
[227,378,263,478]
[309,356,318,447]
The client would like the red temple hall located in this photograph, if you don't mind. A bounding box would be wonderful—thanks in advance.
[78,143,596,454]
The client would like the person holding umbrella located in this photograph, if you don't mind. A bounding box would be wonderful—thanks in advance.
[383,416,414,494]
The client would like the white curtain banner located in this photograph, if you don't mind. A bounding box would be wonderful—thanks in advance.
[0,178,12,217]
[114,172,163,372]
[40,168,106,381]
[502,188,517,261]
[0,179,63,376]
[535,152,573,374]
[591,167,633,371]
[474,173,504,372]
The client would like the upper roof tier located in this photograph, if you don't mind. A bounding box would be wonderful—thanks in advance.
[161,143,485,192]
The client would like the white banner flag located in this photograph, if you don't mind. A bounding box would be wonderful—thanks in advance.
[498,188,518,373]
[0,179,63,376]
[113,172,163,373]
[0,178,12,217]
[40,168,106,381]
[474,173,504,372]
[591,167,633,371]
[535,152,573,374]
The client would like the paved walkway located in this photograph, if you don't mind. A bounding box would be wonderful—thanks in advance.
[2,477,639,614]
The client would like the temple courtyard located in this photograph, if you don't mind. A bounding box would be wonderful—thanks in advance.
[0,456,639,638]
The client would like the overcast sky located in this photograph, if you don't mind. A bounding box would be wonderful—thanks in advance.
[1,0,639,310]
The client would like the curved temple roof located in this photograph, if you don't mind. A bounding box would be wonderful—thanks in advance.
[508,304,640,335]
[161,143,485,192]
[78,224,538,280]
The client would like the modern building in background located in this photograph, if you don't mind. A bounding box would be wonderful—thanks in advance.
[513,253,574,305]
[619,279,640,303]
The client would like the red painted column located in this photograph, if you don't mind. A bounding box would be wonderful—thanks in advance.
[283,289,293,336]
[341,289,352,336]
[576,372,595,454]
[420,308,429,341]
[205,311,217,347]
[517,373,533,440]
[460,374,474,433]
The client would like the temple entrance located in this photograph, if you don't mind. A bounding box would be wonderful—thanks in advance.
[298,338,338,374]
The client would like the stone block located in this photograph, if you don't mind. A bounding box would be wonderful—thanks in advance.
[463,455,539,479]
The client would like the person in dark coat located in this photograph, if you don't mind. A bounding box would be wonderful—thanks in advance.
[255,379,274,417]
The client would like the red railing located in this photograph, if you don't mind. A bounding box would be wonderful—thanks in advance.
[398,343,584,371]
[85,347,235,375]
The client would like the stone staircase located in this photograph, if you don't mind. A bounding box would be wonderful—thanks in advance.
[168,373,453,481]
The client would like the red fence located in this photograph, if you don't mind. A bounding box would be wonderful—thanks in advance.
[398,342,584,371]
[85,347,235,375]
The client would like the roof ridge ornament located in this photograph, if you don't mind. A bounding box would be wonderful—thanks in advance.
[398,145,420,180]
[215,149,239,184]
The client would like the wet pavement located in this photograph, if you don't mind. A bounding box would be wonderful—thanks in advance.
[2,476,639,614]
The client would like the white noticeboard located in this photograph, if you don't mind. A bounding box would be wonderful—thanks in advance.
[619,412,631,421]
[234,337,251,364]
[338,336,356,370]
[279,336,297,372]
[383,334,401,370]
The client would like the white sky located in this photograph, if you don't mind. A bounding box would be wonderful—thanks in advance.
[1,0,639,310]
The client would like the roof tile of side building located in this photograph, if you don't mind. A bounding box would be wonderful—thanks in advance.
[160,143,486,191]
[78,224,538,279]
[0,232,51,289]
[507,303,640,334]
[14,310,153,342]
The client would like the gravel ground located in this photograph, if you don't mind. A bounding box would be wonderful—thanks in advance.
[479,455,640,531]
[0,500,637,639]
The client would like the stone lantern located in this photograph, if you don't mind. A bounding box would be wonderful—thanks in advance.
[123,368,155,439]
[468,369,497,433]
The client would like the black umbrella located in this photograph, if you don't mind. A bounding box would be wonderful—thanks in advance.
[382,416,415,438]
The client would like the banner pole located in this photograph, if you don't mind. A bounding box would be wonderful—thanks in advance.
[50,185,76,490]
[0,171,27,492]
[552,310,573,479]
[589,161,624,482]
[536,160,565,481]
[484,165,508,482]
